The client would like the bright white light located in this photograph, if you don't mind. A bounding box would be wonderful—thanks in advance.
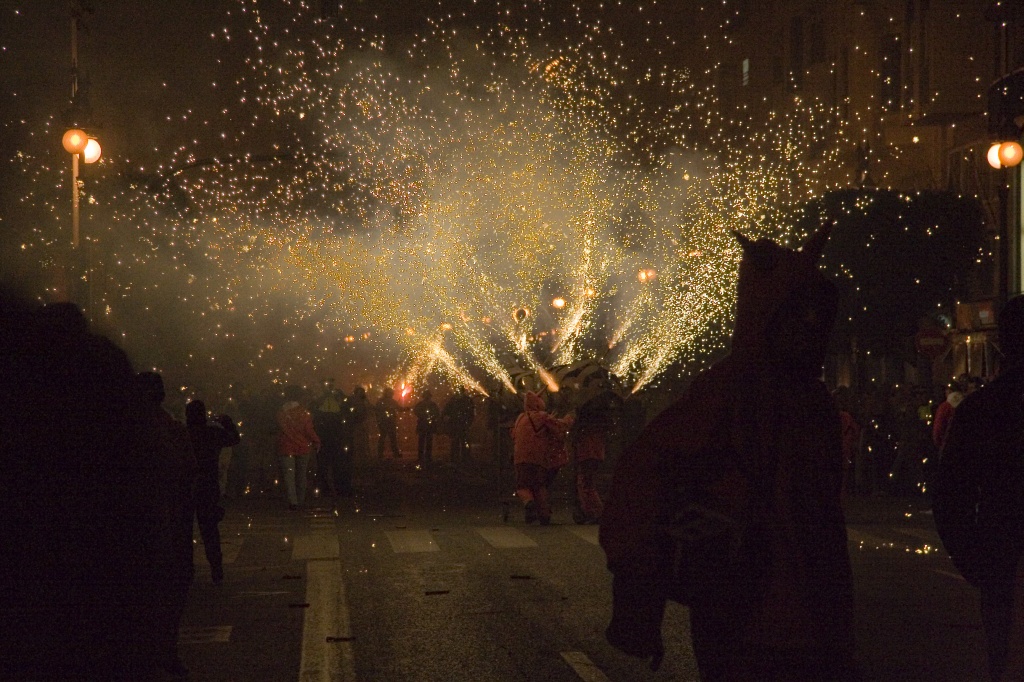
[988,143,1003,169]
[82,138,102,164]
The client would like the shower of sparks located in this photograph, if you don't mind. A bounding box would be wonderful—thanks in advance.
[9,0,853,399]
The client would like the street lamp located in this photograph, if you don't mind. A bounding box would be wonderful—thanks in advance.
[987,68,1024,307]
[63,130,101,249]
[988,141,1024,169]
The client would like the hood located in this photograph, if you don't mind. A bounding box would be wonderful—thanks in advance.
[524,391,546,412]
[731,224,836,372]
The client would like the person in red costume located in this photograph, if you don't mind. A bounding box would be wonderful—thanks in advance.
[276,386,321,510]
[932,381,965,451]
[600,224,857,681]
[512,391,571,525]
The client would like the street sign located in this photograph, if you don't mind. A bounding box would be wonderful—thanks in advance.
[915,328,950,358]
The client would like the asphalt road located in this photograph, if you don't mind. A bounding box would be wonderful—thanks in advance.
[177,460,988,681]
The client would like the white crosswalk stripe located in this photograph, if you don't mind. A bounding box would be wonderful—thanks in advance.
[566,525,600,546]
[292,534,340,561]
[561,651,612,682]
[476,526,539,548]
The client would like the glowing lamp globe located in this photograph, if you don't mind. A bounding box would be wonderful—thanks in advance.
[62,128,88,154]
[988,143,1003,169]
[998,141,1024,168]
[82,138,102,164]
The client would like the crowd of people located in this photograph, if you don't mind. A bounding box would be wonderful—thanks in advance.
[0,290,617,679]
[212,374,632,523]
[831,373,986,500]
[7,218,1024,681]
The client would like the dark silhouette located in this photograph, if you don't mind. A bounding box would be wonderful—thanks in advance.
[600,226,856,680]
[312,379,354,497]
[933,295,1024,681]
[442,388,476,468]
[229,384,264,498]
[349,385,372,462]
[138,371,196,677]
[375,388,403,459]
[487,382,519,464]
[185,399,240,585]
[413,390,441,468]
[0,296,172,679]
[569,379,619,524]
[618,391,647,453]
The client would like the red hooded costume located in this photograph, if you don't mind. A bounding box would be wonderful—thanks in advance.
[600,225,856,679]
[512,391,571,524]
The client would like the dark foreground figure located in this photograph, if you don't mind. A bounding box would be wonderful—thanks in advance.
[187,399,240,585]
[600,226,857,681]
[0,294,187,680]
[933,294,1024,682]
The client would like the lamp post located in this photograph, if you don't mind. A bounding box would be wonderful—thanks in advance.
[62,1,100,309]
[987,68,1024,309]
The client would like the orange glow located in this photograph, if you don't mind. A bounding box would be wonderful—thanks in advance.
[62,128,88,154]
[999,141,1024,168]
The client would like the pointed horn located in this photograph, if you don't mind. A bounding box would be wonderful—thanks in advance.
[733,230,754,250]
[799,221,832,260]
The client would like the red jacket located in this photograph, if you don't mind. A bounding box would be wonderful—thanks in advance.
[932,392,963,450]
[512,392,571,469]
[276,401,320,457]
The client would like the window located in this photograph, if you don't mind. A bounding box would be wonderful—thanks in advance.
[742,58,750,86]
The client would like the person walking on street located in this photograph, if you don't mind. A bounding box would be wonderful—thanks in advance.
[375,388,404,460]
[186,399,240,585]
[570,380,618,524]
[443,388,476,469]
[276,387,320,510]
[313,379,353,497]
[933,295,1024,682]
[512,391,572,525]
[350,385,372,463]
[414,390,441,469]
